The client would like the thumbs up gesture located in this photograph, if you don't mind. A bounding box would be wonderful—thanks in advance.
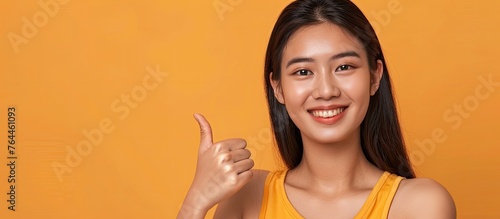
[178,114,254,218]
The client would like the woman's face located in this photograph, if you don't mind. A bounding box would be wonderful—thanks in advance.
[271,22,382,145]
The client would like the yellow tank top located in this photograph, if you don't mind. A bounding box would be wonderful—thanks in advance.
[259,170,404,219]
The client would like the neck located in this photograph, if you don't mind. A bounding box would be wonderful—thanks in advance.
[289,129,381,192]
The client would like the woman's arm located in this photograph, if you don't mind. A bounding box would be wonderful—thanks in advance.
[214,169,269,219]
[177,114,254,219]
[177,188,213,219]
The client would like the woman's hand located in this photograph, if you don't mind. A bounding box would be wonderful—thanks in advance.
[177,114,254,219]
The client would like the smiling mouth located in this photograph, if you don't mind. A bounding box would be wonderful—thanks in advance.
[308,107,347,118]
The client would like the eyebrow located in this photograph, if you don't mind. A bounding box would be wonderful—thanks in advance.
[285,51,361,68]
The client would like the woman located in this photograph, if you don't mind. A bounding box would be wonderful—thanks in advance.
[178,0,456,218]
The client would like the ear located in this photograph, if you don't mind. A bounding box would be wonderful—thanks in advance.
[370,60,384,96]
[270,72,285,104]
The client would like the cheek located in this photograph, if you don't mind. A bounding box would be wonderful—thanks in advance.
[281,80,311,105]
[338,74,371,101]
[280,80,312,124]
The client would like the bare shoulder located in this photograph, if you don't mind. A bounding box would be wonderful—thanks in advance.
[389,177,456,219]
[214,169,270,219]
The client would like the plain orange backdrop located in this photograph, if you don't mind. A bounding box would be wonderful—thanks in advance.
[1,0,499,218]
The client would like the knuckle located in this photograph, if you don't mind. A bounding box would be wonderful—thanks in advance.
[226,175,238,186]
[218,152,232,163]
[222,163,234,173]
[213,143,225,153]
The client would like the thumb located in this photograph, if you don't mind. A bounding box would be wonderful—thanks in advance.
[193,113,213,153]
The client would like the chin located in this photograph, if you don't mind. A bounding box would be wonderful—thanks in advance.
[301,129,352,145]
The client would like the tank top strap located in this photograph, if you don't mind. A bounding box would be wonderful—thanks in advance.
[355,172,405,218]
[259,170,304,218]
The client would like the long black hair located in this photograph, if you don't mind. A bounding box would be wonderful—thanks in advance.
[264,0,415,178]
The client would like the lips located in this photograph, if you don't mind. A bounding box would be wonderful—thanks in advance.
[306,105,349,125]
[310,108,346,118]
[307,105,349,118]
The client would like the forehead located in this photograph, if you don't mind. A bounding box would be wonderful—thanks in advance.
[282,22,366,62]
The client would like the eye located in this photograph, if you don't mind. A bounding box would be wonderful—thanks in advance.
[336,65,353,72]
[294,69,312,76]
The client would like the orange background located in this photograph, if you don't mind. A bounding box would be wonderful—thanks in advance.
[1,0,499,218]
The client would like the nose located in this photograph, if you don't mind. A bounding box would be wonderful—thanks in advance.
[311,71,340,100]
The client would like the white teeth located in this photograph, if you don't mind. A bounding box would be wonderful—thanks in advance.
[311,108,345,118]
